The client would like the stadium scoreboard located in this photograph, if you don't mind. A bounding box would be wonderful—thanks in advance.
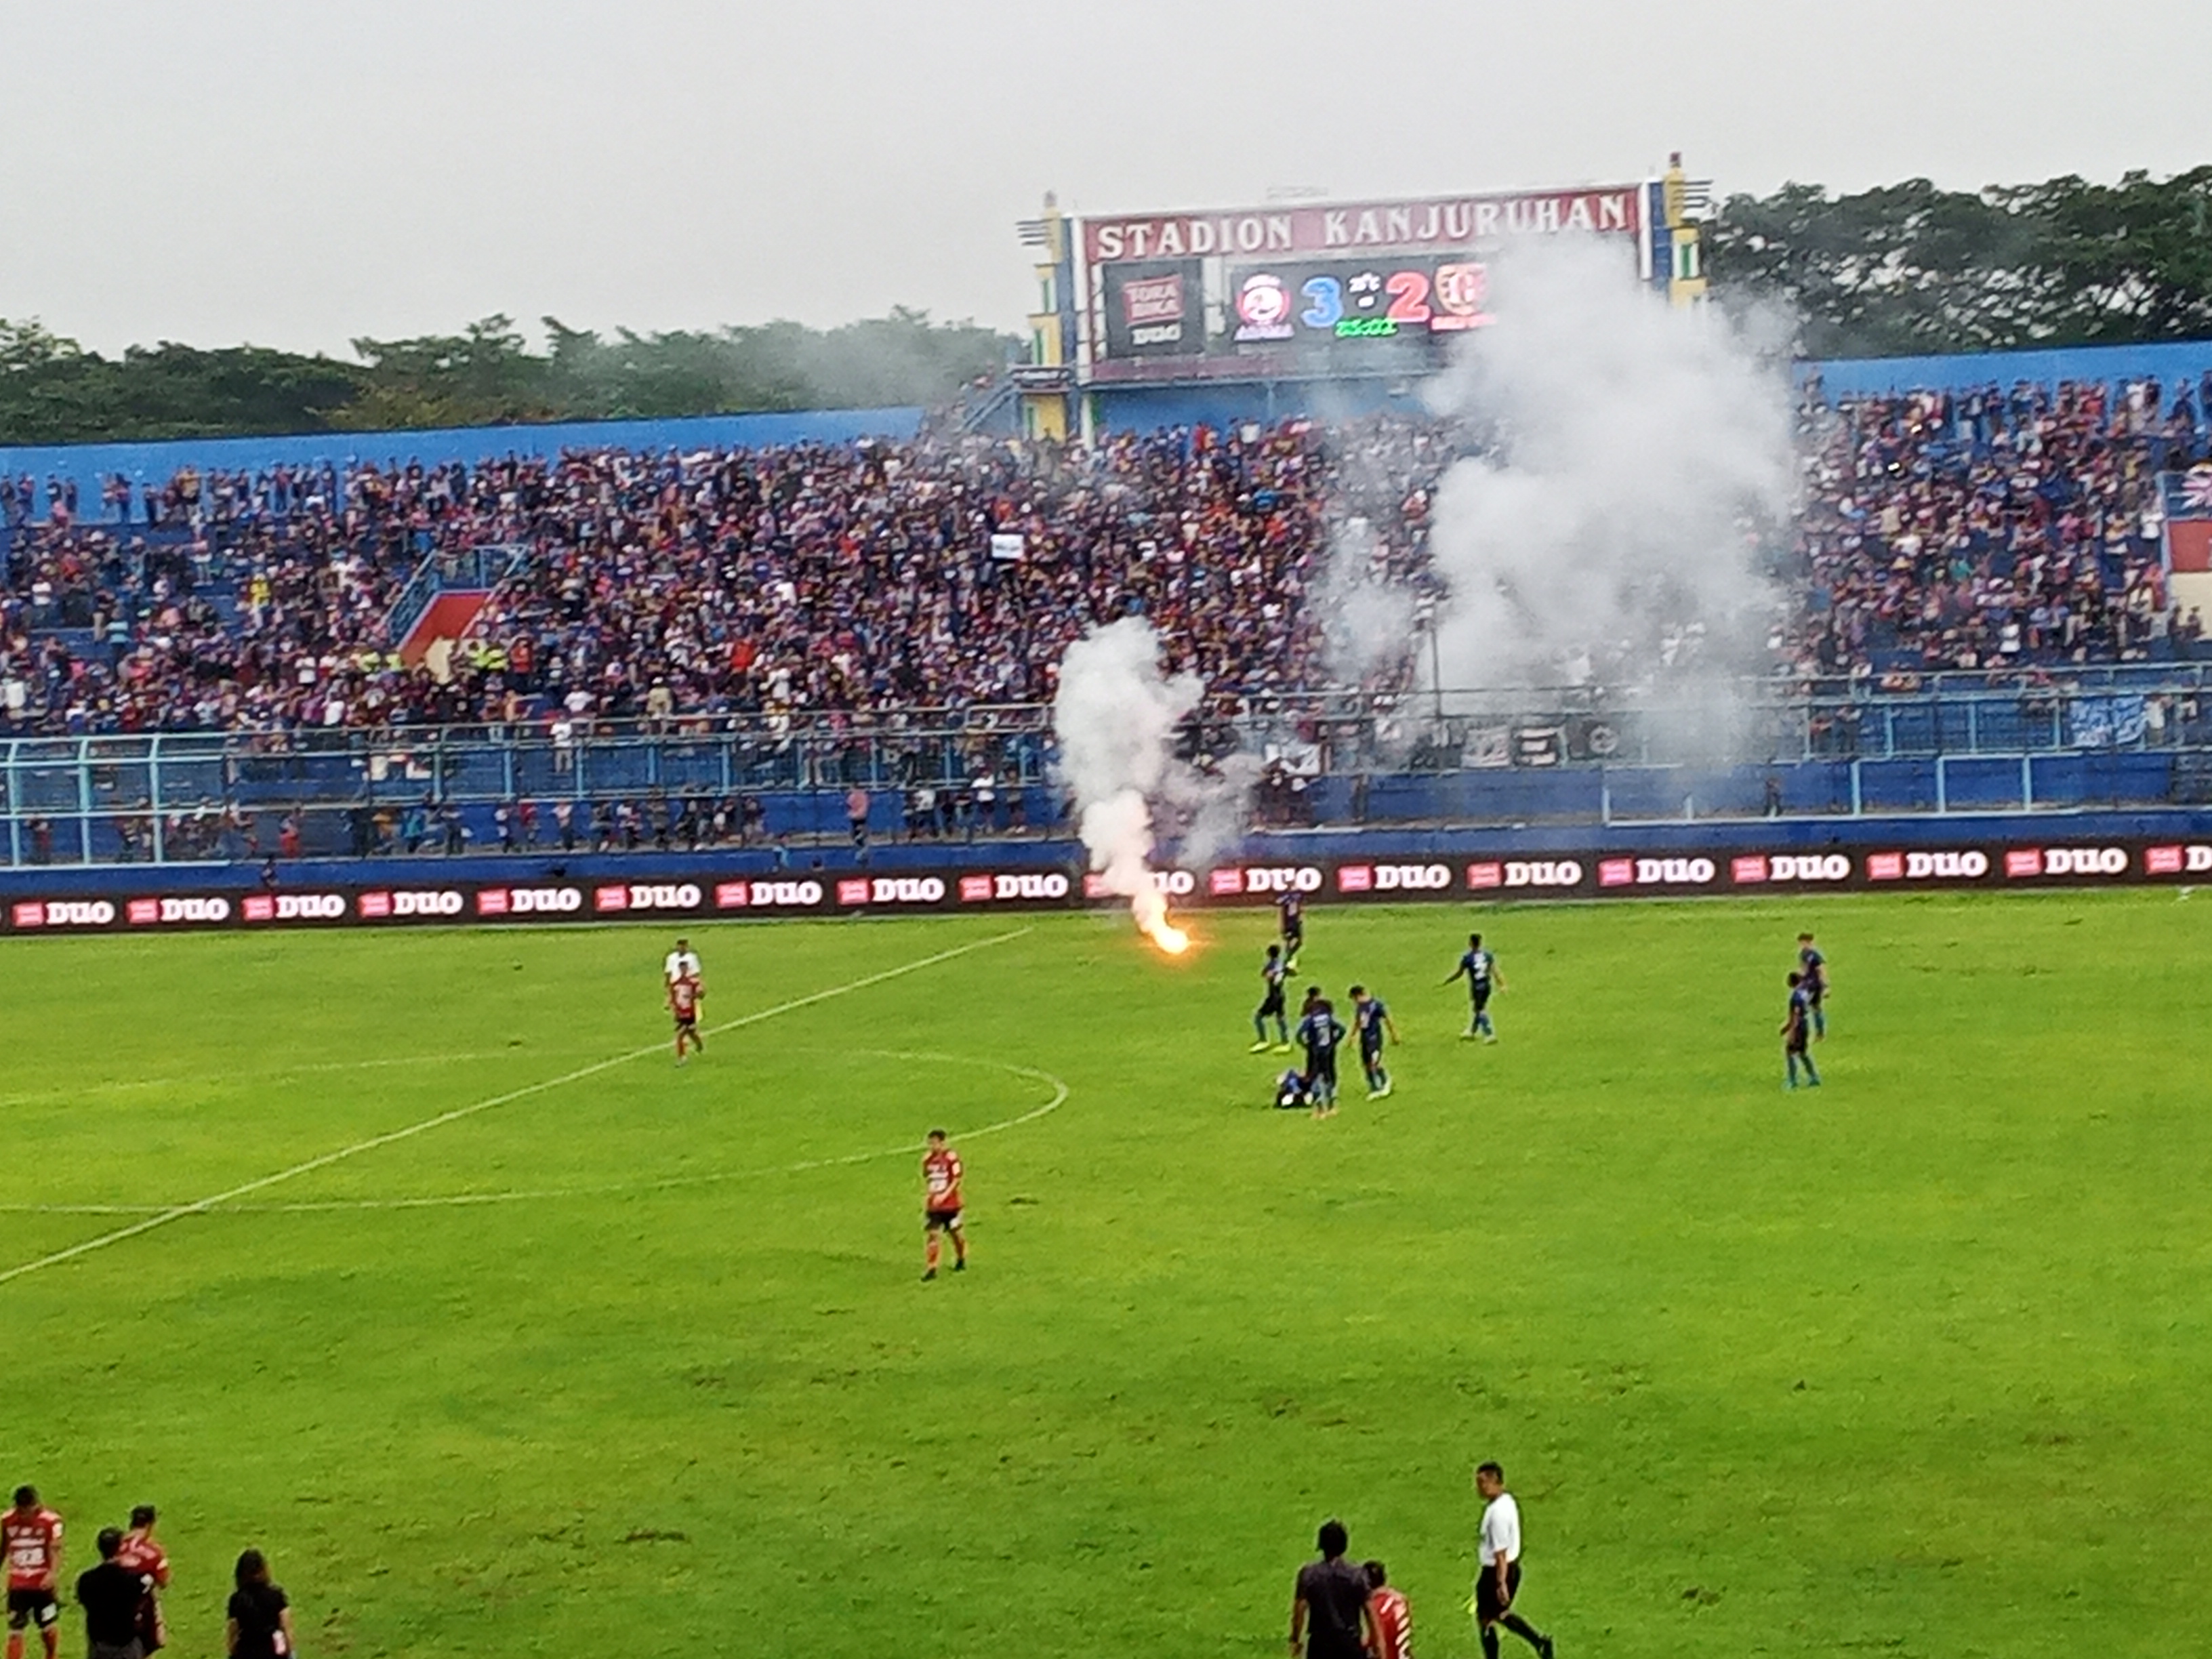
[1074,184,1655,380]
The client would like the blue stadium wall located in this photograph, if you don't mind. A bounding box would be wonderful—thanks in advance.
[1083,339,2212,434]
[0,407,922,510]
[1797,339,2212,400]
[8,338,2209,489]
[1086,379,1428,434]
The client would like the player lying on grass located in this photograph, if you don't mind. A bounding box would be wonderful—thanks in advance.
[1273,1068,1315,1110]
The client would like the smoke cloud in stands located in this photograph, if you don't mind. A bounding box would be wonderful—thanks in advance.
[1052,617,1198,894]
[1420,237,1795,690]
[1052,618,1240,944]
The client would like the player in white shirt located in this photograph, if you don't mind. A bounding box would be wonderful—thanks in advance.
[1473,1461,1553,1658]
[663,937,702,989]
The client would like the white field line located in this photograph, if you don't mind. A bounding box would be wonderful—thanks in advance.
[0,928,1031,1286]
[0,1052,540,1111]
[3,1051,1070,1216]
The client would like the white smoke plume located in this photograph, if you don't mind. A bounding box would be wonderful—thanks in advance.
[1420,237,1796,695]
[1051,617,1235,949]
[1315,512,1422,687]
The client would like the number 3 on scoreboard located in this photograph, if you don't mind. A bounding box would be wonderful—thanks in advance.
[1300,276,1345,330]
[1385,270,1432,324]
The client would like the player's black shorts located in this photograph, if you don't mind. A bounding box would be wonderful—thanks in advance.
[7,1590,58,1629]
[924,1207,962,1231]
[1470,983,1492,1012]
[1305,1048,1338,1083]
[673,1013,697,1029]
[1785,1033,1809,1054]
[1805,985,1825,1006]
[1360,1036,1385,1063]
[1282,920,1304,945]
[1474,1561,1522,1623]
[1258,989,1286,1017]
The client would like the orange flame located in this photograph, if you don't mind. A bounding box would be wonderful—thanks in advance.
[1132,884,1190,955]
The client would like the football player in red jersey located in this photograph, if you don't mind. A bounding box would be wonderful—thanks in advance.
[2,1486,63,1659]
[115,1505,168,1654]
[668,973,704,1063]
[1362,1561,1412,1659]
[920,1130,967,1281]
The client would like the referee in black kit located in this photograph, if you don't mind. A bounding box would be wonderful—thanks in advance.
[1474,1461,1555,1658]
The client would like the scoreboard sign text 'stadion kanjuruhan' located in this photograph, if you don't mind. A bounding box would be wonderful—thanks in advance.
[1078,186,1646,365]
[7,841,2211,933]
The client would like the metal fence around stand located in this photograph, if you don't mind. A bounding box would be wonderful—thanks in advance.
[3,677,2209,867]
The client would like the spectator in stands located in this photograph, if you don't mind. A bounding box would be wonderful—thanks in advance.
[845,785,869,855]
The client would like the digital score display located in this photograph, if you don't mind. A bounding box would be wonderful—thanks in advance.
[1230,256,1494,348]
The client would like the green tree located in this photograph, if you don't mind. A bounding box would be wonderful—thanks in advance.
[0,310,1013,445]
[1708,165,2212,356]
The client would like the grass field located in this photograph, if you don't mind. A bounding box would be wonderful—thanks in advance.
[0,891,2205,1658]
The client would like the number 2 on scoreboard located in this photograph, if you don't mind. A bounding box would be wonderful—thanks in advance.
[1384,270,1432,324]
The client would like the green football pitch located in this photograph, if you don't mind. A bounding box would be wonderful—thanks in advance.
[0,891,2204,1658]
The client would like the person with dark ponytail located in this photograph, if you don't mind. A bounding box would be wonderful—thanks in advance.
[224,1552,293,1659]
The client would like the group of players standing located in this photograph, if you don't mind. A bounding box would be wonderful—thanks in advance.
[0,1490,205,1659]
[1252,893,1505,1118]
[1250,897,1835,1104]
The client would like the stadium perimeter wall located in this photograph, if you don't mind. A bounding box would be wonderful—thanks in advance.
[1082,340,2212,433]
[0,408,924,510]
[5,809,2210,933]
[1799,339,2212,401]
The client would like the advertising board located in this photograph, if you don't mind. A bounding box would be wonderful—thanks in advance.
[8,839,2208,935]
[1100,260,1207,359]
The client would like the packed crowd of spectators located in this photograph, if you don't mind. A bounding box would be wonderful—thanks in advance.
[3,371,2209,743]
[0,420,1456,739]
[1784,372,2212,683]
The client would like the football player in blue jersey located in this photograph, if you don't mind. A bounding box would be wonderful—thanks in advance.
[1348,984,1399,1099]
[1252,943,1292,1052]
[1795,932,1828,1039]
[1444,933,1505,1042]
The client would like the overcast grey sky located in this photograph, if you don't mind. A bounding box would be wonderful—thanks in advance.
[3,0,2204,357]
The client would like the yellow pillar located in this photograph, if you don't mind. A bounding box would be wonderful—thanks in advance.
[1020,192,1071,441]
[1662,153,1708,307]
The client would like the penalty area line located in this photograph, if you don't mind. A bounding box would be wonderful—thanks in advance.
[0,926,1033,1288]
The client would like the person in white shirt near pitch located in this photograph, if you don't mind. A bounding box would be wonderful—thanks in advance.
[664,938,702,993]
[1473,1461,1554,1659]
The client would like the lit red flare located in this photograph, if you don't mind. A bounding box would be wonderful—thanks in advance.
[1132,885,1189,955]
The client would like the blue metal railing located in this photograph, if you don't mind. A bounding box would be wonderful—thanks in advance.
[5,674,2212,866]
[381,542,529,646]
